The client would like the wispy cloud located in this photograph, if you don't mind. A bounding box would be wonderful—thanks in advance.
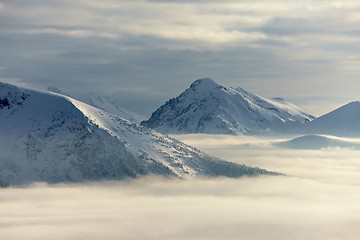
[2,0,359,48]
[0,0,359,115]
[21,28,94,38]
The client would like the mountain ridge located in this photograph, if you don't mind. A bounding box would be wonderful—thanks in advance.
[46,87,143,123]
[141,78,315,135]
[302,101,360,137]
[275,134,360,150]
[0,82,278,186]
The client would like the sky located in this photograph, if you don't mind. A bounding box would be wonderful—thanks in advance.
[2,134,360,240]
[0,0,359,116]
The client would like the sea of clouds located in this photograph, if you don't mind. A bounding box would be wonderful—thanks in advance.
[1,134,359,240]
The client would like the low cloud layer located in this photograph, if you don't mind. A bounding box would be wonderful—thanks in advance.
[1,135,359,240]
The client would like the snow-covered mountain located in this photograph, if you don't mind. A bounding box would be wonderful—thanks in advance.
[302,101,360,137]
[76,93,144,124]
[46,87,143,123]
[0,82,278,186]
[275,135,360,150]
[141,78,315,135]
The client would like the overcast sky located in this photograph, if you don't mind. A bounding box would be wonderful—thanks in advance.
[0,0,359,116]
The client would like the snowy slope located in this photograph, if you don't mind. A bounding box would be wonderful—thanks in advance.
[141,78,315,135]
[302,101,360,137]
[0,82,277,186]
[77,93,144,124]
[46,87,143,123]
[275,135,360,150]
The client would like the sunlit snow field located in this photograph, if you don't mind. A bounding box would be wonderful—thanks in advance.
[1,134,360,240]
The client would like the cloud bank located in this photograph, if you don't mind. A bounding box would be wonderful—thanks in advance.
[1,135,359,240]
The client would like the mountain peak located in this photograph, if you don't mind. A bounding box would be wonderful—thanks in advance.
[190,78,219,90]
[347,101,360,107]
[325,101,360,115]
[141,79,315,135]
[0,82,30,110]
[338,101,360,114]
[304,101,360,137]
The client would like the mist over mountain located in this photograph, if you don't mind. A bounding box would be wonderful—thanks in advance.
[0,82,277,186]
[141,78,315,135]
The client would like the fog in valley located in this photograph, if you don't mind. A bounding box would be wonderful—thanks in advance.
[1,135,359,240]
